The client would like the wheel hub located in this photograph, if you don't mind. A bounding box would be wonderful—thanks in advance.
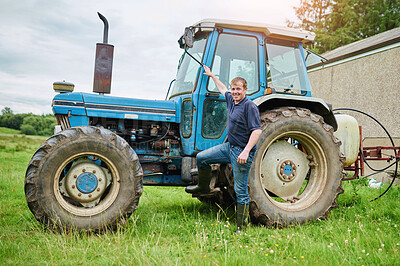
[260,140,310,200]
[76,172,98,193]
[59,159,109,206]
[279,160,297,182]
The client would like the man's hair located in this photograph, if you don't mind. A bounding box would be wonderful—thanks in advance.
[231,77,247,89]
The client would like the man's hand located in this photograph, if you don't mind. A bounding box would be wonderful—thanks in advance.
[203,65,228,95]
[203,65,214,77]
[237,129,262,164]
[237,150,250,164]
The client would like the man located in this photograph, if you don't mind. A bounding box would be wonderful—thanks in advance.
[185,65,262,234]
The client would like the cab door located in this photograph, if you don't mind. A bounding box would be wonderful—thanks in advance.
[194,29,265,152]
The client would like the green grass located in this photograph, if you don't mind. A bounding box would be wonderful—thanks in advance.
[0,129,399,265]
[0,126,20,135]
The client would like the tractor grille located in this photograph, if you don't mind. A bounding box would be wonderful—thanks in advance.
[56,114,71,130]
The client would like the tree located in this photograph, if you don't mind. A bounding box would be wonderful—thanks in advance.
[289,0,400,53]
[0,107,57,136]
[0,107,28,129]
[20,124,36,135]
[20,114,57,136]
[290,0,331,32]
[1,107,13,115]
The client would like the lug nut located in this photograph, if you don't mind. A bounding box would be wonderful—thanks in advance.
[72,185,75,189]
[93,170,96,174]
[97,188,100,192]
[59,182,62,186]
[309,161,318,167]
[74,175,77,178]
[99,178,102,182]
[82,169,86,172]
[78,193,82,197]
[89,194,92,198]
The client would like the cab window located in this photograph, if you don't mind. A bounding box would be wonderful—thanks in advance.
[207,34,259,95]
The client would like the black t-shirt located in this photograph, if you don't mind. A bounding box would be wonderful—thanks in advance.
[225,91,261,152]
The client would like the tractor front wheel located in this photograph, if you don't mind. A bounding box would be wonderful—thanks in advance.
[249,108,344,226]
[24,126,143,231]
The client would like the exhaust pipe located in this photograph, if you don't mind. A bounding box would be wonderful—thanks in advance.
[93,12,114,94]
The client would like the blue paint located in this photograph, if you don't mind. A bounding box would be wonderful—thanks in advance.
[69,115,89,127]
[76,172,98,193]
[143,174,186,185]
[88,156,102,166]
[53,92,178,123]
[298,43,313,97]
[283,165,293,175]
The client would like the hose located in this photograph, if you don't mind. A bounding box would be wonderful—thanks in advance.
[333,108,398,201]
[361,157,400,179]
[135,123,171,144]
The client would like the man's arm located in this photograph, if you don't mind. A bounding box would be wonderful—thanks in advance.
[237,129,262,164]
[203,65,228,96]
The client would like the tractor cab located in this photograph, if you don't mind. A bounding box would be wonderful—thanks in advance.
[169,19,315,100]
[168,19,334,155]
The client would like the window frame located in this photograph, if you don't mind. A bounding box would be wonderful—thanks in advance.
[168,32,210,99]
[180,98,194,138]
[264,37,311,96]
[200,98,228,139]
[206,32,261,96]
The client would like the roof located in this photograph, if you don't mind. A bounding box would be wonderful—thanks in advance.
[192,19,315,44]
[322,27,400,62]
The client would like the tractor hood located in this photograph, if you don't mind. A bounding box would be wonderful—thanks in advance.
[52,92,178,123]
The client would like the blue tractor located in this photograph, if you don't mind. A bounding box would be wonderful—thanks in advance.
[25,16,356,231]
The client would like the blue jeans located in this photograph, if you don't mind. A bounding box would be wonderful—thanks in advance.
[196,143,255,205]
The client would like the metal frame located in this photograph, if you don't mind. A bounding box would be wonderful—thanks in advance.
[344,126,400,180]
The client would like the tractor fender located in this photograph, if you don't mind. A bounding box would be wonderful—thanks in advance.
[253,94,338,131]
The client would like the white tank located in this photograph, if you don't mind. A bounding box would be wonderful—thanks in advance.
[333,114,360,167]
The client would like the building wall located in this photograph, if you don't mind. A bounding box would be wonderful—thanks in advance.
[308,46,400,139]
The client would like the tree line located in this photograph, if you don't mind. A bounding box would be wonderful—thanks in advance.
[289,0,400,53]
[0,107,57,136]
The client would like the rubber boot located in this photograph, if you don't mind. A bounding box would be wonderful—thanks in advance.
[235,204,249,235]
[185,169,212,194]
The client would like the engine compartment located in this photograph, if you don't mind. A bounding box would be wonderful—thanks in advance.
[89,117,185,182]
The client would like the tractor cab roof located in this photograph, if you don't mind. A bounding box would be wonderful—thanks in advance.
[191,18,315,44]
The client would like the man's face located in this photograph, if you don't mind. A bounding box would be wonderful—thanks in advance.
[230,81,247,104]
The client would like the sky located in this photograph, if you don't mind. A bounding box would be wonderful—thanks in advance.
[0,0,300,114]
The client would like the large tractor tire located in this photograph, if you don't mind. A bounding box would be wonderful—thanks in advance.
[25,126,143,231]
[249,107,344,227]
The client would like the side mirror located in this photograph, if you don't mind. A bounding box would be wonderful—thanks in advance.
[184,27,194,48]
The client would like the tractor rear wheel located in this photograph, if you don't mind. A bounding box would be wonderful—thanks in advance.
[249,107,344,227]
[24,126,143,231]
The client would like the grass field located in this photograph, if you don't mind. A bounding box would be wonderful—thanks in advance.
[0,126,399,265]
